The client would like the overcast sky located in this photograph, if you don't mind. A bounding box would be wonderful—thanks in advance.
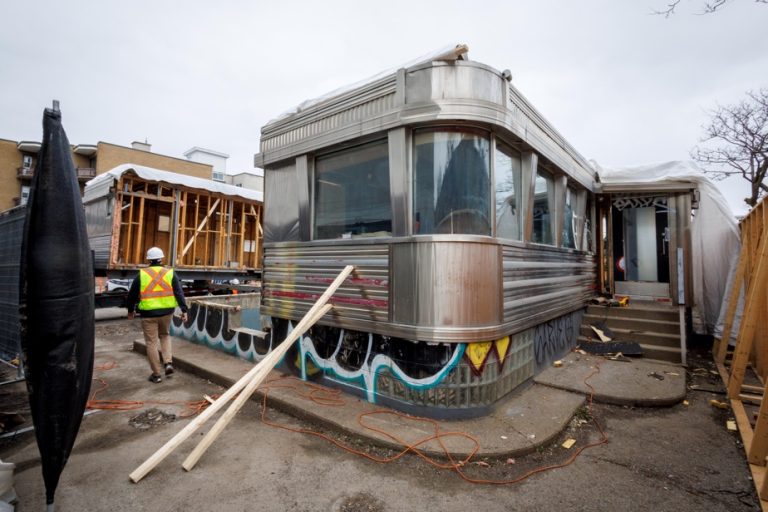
[1,0,766,215]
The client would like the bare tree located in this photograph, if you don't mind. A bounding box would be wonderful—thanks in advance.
[692,89,768,207]
[653,0,767,17]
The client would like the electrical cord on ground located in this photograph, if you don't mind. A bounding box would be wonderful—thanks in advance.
[86,360,216,418]
[257,362,609,485]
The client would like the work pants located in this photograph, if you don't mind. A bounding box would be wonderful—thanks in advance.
[141,314,173,376]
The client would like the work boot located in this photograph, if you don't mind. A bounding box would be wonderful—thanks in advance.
[165,363,174,376]
[148,374,162,384]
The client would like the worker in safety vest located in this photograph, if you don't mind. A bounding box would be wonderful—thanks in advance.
[126,247,189,383]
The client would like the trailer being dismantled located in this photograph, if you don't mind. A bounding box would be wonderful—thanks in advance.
[83,164,263,281]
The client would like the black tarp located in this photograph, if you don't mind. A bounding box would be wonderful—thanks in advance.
[19,106,95,507]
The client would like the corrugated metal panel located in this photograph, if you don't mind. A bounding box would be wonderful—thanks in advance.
[261,242,389,326]
[0,206,25,360]
[502,243,595,330]
[262,237,595,343]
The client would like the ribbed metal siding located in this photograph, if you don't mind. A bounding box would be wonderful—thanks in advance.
[0,206,24,360]
[502,243,595,330]
[261,242,389,326]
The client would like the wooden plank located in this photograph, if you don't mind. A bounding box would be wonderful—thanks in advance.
[133,196,145,264]
[750,382,768,465]
[182,303,333,471]
[728,228,768,399]
[181,265,354,471]
[120,189,175,203]
[238,203,245,269]
[178,191,187,266]
[180,197,220,259]
[192,191,200,265]
[129,265,354,483]
[716,244,748,362]
[124,179,135,265]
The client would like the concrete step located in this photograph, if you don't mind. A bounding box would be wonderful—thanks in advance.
[580,325,680,348]
[577,336,682,364]
[586,304,679,322]
[583,313,680,335]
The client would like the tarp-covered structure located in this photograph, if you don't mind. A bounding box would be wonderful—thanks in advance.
[594,160,741,336]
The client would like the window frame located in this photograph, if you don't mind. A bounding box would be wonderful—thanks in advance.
[311,138,392,241]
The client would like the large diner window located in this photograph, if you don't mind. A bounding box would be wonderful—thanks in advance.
[494,143,522,240]
[413,129,491,235]
[313,140,392,240]
[532,168,555,245]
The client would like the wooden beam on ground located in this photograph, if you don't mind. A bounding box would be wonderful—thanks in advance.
[181,264,354,471]
[129,265,354,483]
[181,303,333,471]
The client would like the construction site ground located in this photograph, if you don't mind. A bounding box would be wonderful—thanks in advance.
[0,309,760,511]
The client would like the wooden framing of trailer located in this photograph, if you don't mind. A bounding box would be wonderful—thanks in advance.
[83,164,263,280]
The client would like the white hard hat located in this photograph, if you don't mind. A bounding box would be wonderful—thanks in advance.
[230,278,240,285]
[146,247,164,260]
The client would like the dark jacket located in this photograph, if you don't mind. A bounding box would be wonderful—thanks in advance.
[126,266,188,318]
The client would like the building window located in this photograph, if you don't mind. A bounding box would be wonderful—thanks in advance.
[212,171,225,182]
[413,129,491,235]
[313,139,391,240]
[20,185,31,206]
[562,186,577,249]
[532,168,555,245]
[494,142,522,240]
[22,155,33,169]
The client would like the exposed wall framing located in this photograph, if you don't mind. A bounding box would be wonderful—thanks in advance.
[111,175,262,271]
[713,198,768,509]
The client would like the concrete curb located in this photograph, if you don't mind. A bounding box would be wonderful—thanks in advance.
[134,338,685,459]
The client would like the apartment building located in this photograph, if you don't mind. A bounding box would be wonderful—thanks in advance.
[0,139,214,212]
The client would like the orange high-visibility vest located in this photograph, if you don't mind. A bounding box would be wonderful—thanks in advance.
[138,266,177,310]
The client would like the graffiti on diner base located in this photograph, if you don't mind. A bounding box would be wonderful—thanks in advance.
[533,309,583,371]
[171,300,577,406]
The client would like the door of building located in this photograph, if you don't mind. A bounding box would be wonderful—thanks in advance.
[611,196,670,298]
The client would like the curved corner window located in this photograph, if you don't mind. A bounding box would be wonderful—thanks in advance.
[314,140,391,240]
[532,168,555,245]
[494,143,522,240]
[413,130,491,235]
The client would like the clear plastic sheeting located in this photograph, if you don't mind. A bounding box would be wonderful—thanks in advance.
[267,44,470,126]
[593,160,741,335]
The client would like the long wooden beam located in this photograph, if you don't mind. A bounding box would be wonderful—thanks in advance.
[129,265,354,483]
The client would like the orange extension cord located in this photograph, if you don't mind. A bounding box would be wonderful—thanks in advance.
[257,359,609,485]
[86,361,215,418]
[88,357,608,484]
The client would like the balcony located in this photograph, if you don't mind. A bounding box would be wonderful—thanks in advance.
[17,167,33,179]
[77,168,96,181]
[16,167,96,181]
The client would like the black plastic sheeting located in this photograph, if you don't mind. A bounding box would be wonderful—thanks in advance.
[19,107,95,507]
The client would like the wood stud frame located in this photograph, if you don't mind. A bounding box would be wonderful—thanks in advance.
[713,198,768,508]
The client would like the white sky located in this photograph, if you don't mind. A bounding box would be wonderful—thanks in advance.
[1,0,766,216]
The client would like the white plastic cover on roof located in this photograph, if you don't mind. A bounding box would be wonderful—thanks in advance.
[267,44,469,126]
[593,160,740,335]
[85,163,263,203]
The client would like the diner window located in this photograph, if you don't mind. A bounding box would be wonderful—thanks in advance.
[562,186,576,249]
[413,130,491,235]
[494,143,522,240]
[532,168,555,245]
[313,140,391,240]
